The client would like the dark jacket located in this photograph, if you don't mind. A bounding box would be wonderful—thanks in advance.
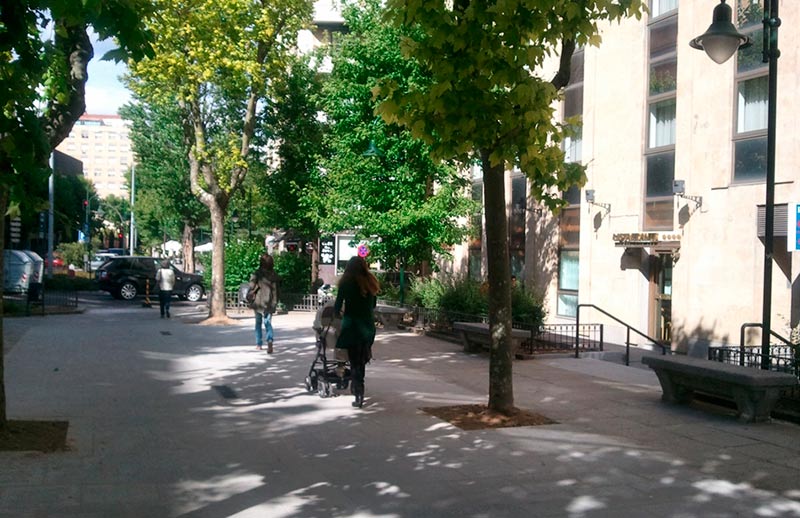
[334,279,376,350]
[248,269,280,314]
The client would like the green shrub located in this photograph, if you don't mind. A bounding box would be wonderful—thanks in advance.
[372,272,394,302]
[408,276,445,308]
[409,274,545,326]
[511,286,546,327]
[196,243,312,294]
[224,241,264,291]
[274,252,312,294]
[196,240,264,291]
[439,275,487,316]
[56,242,88,268]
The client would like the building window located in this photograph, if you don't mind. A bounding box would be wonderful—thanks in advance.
[644,11,677,231]
[509,174,526,280]
[733,0,767,182]
[650,0,678,18]
[469,179,483,280]
[468,249,482,281]
[556,49,584,318]
[508,174,528,250]
[557,186,581,317]
[557,250,579,317]
[563,49,584,163]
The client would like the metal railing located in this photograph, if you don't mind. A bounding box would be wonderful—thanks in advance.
[3,282,78,316]
[576,304,669,365]
[709,330,800,407]
[521,323,604,355]
[706,323,799,376]
[222,291,327,312]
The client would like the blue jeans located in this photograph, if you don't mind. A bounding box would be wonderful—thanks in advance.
[254,311,273,346]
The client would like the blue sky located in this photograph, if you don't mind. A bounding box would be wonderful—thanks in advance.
[85,33,130,115]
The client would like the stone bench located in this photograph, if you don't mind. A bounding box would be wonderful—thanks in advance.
[375,305,408,329]
[452,322,533,359]
[642,354,799,422]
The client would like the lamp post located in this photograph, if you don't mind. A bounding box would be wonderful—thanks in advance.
[691,0,780,370]
[84,190,102,269]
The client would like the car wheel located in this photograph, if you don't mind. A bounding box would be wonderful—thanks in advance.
[185,284,204,302]
[119,281,138,300]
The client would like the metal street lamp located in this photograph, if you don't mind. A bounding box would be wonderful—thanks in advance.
[691,0,780,370]
[84,190,101,244]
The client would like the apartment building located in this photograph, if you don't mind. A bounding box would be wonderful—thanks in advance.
[55,114,135,198]
[446,0,799,354]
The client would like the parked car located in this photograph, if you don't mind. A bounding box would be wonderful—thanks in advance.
[96,256,205,302]
[90,253,117,272]
[44,255,65,268]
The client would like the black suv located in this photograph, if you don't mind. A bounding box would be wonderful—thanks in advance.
[96,256,205,302]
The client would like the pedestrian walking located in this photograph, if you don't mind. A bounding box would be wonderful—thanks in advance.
[248,253,280,353]
[334,256,379,408]
[156,259,176,318]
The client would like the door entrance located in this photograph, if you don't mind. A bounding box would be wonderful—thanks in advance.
[649,253,672,344]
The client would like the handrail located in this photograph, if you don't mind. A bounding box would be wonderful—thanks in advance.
[739,322,795,367]
[577,303,668,366]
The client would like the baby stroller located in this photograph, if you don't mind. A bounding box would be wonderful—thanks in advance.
[305,300,351,398]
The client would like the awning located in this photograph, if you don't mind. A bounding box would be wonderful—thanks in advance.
[613,232,681,250]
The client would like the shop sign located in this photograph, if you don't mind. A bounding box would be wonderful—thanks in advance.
[613,232,681,248]
[319,237,335,265]
[789,202,800,252]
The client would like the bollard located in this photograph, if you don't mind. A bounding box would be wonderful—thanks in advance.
[142,278,152,308]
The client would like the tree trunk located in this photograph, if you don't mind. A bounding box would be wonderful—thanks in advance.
[309,239,319,291]
[0,186,7,426]
[182,222,195,273]
[208,204,227,319]
[481,149,514,413]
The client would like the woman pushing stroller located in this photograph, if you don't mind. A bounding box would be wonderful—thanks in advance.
[334,256,379,408]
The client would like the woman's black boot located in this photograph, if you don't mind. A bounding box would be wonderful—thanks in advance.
[352,392,363,408]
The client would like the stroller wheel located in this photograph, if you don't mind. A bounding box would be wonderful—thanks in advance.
[317,380,331,398]
[305,372,318,392]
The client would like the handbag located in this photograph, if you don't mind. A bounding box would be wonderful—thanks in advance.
[245,285,259,307]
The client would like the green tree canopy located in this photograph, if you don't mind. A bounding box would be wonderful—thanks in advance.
[120,98,207,268]
[0,0,153,427]
[317,0,474,271]
[378,0,644,412]
[128,0,314,320]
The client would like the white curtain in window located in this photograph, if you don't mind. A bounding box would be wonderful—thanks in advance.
[737,76,768,133]
[564,135,582,163]
[649,99,676,148]
[558,250,579,291]
[651,0,678,17]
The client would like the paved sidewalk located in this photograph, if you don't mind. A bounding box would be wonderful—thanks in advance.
[2,302,800,518]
